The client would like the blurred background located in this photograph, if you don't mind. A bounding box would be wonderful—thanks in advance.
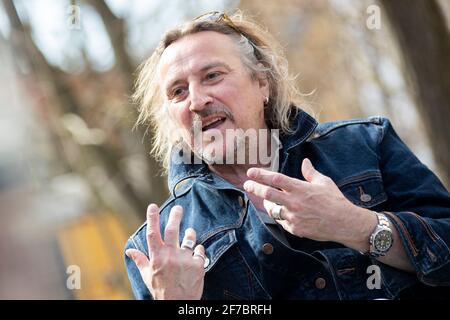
[0,0,449,299]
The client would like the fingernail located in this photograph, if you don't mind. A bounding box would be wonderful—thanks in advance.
[247,168,259,178]
[148,203,158,213]
[125,250,132,259]
[173,205,183,211]
[243,180,252,191]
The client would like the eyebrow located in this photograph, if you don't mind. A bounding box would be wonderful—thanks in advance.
[165,62,232,94]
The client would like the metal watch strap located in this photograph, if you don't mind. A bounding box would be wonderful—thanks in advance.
[376,212,390,229]
[369,212,392,257]
[359,212,391,257]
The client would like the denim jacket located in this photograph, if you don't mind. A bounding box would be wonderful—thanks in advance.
[124,110,450,300]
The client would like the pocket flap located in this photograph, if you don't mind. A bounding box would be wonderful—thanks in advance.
[202,229,237,273]
[338,172,387,208]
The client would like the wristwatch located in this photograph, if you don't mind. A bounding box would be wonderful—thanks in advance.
[368,212,394,257]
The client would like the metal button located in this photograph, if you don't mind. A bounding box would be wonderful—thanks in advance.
[360,193,372,202]
[238,196,245,207]
[203,257,210,269]
[315,277,327,289]
[262,243,274,255]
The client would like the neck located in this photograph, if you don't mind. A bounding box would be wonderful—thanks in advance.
[208,162,268,190]
[208,131,277,189]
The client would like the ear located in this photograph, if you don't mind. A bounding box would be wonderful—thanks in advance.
[256,63,270,98]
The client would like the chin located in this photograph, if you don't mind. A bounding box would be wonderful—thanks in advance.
[191,132,245,165]
[196,141,241,165]
[200,142,225,164]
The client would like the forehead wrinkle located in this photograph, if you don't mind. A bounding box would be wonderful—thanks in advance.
[158,32,241,84]
[158,52,191,91]
[167,62,233,93]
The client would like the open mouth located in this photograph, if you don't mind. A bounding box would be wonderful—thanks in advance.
[201,116,227,132]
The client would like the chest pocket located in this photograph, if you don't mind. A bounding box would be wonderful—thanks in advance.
[201,229,271,300]
[338,171,387,209]
[202,229,237,273]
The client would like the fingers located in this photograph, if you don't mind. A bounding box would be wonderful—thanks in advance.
[164,205,183,247]
[263,199,287,221]
[192,244,207,267]
[146,204,163,253]
[243,179,288,204]
[126,248,150,270]
[263,199,275,218]
[181,228,197,251]
[301,158,328,183]
[247,167,304,192]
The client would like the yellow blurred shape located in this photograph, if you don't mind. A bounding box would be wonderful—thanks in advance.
[57,212,133,299]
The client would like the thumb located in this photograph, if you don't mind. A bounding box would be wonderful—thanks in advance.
[126,248,150,270]
[301,158,326,183]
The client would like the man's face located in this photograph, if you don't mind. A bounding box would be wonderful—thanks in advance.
[158,31,269,163]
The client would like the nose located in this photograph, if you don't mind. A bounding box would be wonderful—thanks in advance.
[188,83,213,113]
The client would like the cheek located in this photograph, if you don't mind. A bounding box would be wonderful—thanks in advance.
[168,104,189,125]
[215,85,249,115]
[229,89,265,125]
[179,108,192,128]
[168,105,192,139]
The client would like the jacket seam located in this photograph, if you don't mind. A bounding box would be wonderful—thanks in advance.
[204,230,237,273]
[235,246,272,299]
[199,208,246,244]
[348,193,387,208]
[318,252,345,300]
[384,211,419,257]
[286,116,318,150]
[378,118,388,145]
[314,117,384,139]
[131,222,146,237]
[376,119,386,163]
[420,259,450,278]
[130,235,142,252]
[172,174,205,197]
[337,171,383,188]
[407,211,440,243]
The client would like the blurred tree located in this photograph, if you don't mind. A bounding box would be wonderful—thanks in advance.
[381,0,450,186]
[3,0,449,220]
[239,0,449,188]
[239,0,366,121]
[85,0,134,90]
[2,0,169,228]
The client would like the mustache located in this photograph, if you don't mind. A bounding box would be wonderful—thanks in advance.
[191,105,234,134]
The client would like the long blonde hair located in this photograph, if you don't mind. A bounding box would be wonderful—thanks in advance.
[133,10,307,172]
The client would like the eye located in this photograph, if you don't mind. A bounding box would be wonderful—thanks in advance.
[205,71,222,81]
[171,87,187,99]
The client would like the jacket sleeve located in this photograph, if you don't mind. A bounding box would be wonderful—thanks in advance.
[376,118,450,286]
[124,238,153,300]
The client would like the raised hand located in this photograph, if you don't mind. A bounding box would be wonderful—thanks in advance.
[243,158,377,250]
[126,204,206,300]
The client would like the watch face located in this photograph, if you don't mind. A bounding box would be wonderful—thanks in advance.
[374,230,393,252]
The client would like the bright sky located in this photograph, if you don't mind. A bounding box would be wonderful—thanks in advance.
[0,0,235,72]
[0,0,436,169]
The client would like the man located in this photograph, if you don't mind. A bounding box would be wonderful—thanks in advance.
[124,11,450,300]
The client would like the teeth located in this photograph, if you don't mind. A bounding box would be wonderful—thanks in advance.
[202,117,224,129]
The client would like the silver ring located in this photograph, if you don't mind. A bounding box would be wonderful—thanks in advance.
[272,204,284,220]
[181,239,196,250]
[193,251,206,262]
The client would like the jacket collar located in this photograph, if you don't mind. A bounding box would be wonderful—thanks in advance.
[167,108,318,193]
[280,108,318,152]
